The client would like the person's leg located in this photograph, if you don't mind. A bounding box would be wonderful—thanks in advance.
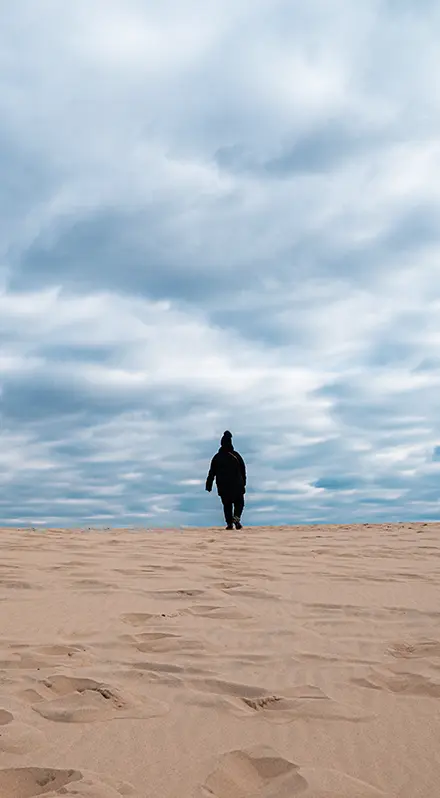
[221,495,234,528]
[233,494,244,528]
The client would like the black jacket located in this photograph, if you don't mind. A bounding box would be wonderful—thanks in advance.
[206,447,246,497]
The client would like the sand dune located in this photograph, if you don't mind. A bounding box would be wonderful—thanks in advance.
[0,523,439,796]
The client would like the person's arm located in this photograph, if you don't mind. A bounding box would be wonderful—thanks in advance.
[236,453,246,488]
[205,455,217,492]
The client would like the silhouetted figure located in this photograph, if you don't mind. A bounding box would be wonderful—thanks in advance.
[205,431,246,529]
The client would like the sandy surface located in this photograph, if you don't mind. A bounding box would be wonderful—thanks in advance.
[0,523,439,797]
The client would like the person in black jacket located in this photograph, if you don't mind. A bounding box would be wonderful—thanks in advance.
[205,431,246,529]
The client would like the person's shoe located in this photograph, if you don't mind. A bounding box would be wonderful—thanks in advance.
[225,524,234,530]
[233,516,242,530]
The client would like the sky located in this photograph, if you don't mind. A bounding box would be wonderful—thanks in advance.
[1,0,440,528]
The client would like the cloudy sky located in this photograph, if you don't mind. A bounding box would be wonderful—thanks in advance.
[1,0,440,528]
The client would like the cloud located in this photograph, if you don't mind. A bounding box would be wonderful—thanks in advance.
[1,0,440,526]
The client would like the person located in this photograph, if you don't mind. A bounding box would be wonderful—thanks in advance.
[205,431,246,529]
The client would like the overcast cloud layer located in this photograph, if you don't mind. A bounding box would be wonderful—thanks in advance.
[1,0,440,527]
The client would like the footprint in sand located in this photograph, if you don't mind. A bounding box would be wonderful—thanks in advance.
[0,579,40,590]
[36,644,87,657]
[0,767,132,797]
[185,679,371,723]
[30,675,167,723]
[185,605,251,621]
[132,632,205,654]
[121,613,156,626]
[32,644,90,666]
[0,652,47,670]
[120,666,182,688]
[215,581,243,591]
[0,768,81,798]
[352,669,440,697]
[121,611,181,626]
[70,578,116,592]
[140,564,186,573]
[148,589,206,600]
[0,643,89,671]
[220,653,275,667]
[235,570,278,581]
[200,747,305,797]
[387,641,440,659]
[226,588,280,601]
[0,709,45,754]
[199,747,390,797]
[130,660,208,681]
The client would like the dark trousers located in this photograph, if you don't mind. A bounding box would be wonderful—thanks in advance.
[220,494,244,526]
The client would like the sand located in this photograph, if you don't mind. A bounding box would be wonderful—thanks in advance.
[0,523,439,797]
